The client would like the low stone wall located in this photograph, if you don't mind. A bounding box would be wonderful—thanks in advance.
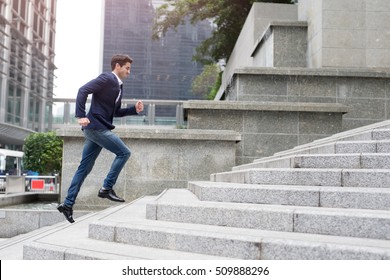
[224,68,390,131]
[56,127,240,210]
[184,100,347,165]
[0,209,89,238]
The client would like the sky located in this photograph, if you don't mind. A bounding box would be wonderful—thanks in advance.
[54,0,104,98]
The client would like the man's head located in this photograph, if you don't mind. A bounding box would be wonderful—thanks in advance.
[111,54,133,80]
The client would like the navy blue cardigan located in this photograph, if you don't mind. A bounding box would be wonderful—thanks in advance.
[75,72,138,130]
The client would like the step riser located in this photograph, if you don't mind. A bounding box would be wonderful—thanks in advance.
[265,131,390,160]
[260,240,390,260]
[88,223,390,260]
[373,130,390,141]
[236,154,390,170]
[294,155,390,169]
[189,184,390,210]
[214,170,341,186]
[213,169,390,188]
[189,184,321,207]
[336,142,390,154]
[147,203,390,240]
[89,223,261,259]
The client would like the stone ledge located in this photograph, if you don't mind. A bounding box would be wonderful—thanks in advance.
[234,67,390,78]
[183,100,348,113]
[55,126,241,142]
[251,20,308,57]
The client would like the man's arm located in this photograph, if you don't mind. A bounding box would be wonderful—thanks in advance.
[114,100,144,117]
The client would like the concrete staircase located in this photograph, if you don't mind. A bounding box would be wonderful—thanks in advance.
[91,120,390,259]
[8,120,389,260]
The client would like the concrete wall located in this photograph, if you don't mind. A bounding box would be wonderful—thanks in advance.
[216,3,298,100]
[225,68,390,131]
[56,127,240,210]
[184,101,347,165]
[252,22,308,68]
[299,0,390,68]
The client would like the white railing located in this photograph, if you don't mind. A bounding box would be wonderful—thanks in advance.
[0,175,59,194]
[52,98,186,127]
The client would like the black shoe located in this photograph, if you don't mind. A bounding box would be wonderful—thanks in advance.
[98,188,125,202]
[57,203,75,223]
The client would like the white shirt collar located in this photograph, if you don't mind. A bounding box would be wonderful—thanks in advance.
[112,72,123,86]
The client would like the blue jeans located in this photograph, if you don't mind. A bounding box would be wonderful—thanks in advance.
[64,129,131,207]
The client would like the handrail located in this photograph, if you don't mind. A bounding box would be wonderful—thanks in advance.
[53,98,185,127]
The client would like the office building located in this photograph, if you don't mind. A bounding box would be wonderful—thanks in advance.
[0,0,56,148]
[102,0,213,112]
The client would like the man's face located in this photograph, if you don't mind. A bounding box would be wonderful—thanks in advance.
[116,62,131,80]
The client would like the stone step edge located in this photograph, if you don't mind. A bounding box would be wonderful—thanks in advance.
[234,152,390,171]
[187,181,390,210]
[23,239,233,260]
[210,168,390,188]
[271,123,390,153]
[144,189,390,240]
[88,219,390,260]
[147,188,390,219]
[251,140,390,165]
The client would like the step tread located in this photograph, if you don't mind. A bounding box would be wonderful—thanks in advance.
[89,216,390,259]
[152,189,390,217]
[1,196,231,260]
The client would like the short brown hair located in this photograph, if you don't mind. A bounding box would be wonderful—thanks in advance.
[111,54,133,70]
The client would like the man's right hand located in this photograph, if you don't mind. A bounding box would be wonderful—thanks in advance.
[77,117,90,127]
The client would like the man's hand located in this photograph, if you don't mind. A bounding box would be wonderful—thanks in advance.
[136,100,144,113]
[77,117,90,127]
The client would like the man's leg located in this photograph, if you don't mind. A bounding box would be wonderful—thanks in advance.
[83,129,131,202]
[58,136,102,223]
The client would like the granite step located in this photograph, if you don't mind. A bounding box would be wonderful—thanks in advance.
[23,235,233,260]
[144,189,390,240]
[0,196,232,260]
[188,181,390,210]
[234,152,390,170]
[88,214,390,260]
[269,129,390,159]
[212,168,390,188]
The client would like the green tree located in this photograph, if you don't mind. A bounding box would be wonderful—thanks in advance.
[23,131,63,175]
[153,0,294,63]
[191,63,221,98]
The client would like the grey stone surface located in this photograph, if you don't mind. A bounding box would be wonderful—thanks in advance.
[335,141,377,153]
[342,169,390,188]
[252,22,308,68]
[190,181,390,211]
[188,181,320,207]
[319,187,390,210]
[214,168,342,186]
[218,2,298,100]
[260,238,390,260]
[149,189,390,240]
[293,154,390,169]
[185,100,346,163]
[226,69,390,131]
[0,209,89,238]
[113,223,262,259]
[293,208,390,240]
[57,127,239,209]
[23,242,65,260]
[299,0,390,68]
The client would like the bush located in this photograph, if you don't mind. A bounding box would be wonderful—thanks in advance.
[23,131,63,175]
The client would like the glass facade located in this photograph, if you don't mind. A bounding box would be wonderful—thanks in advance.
[0,0,56,147]
[103,0,213,115]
